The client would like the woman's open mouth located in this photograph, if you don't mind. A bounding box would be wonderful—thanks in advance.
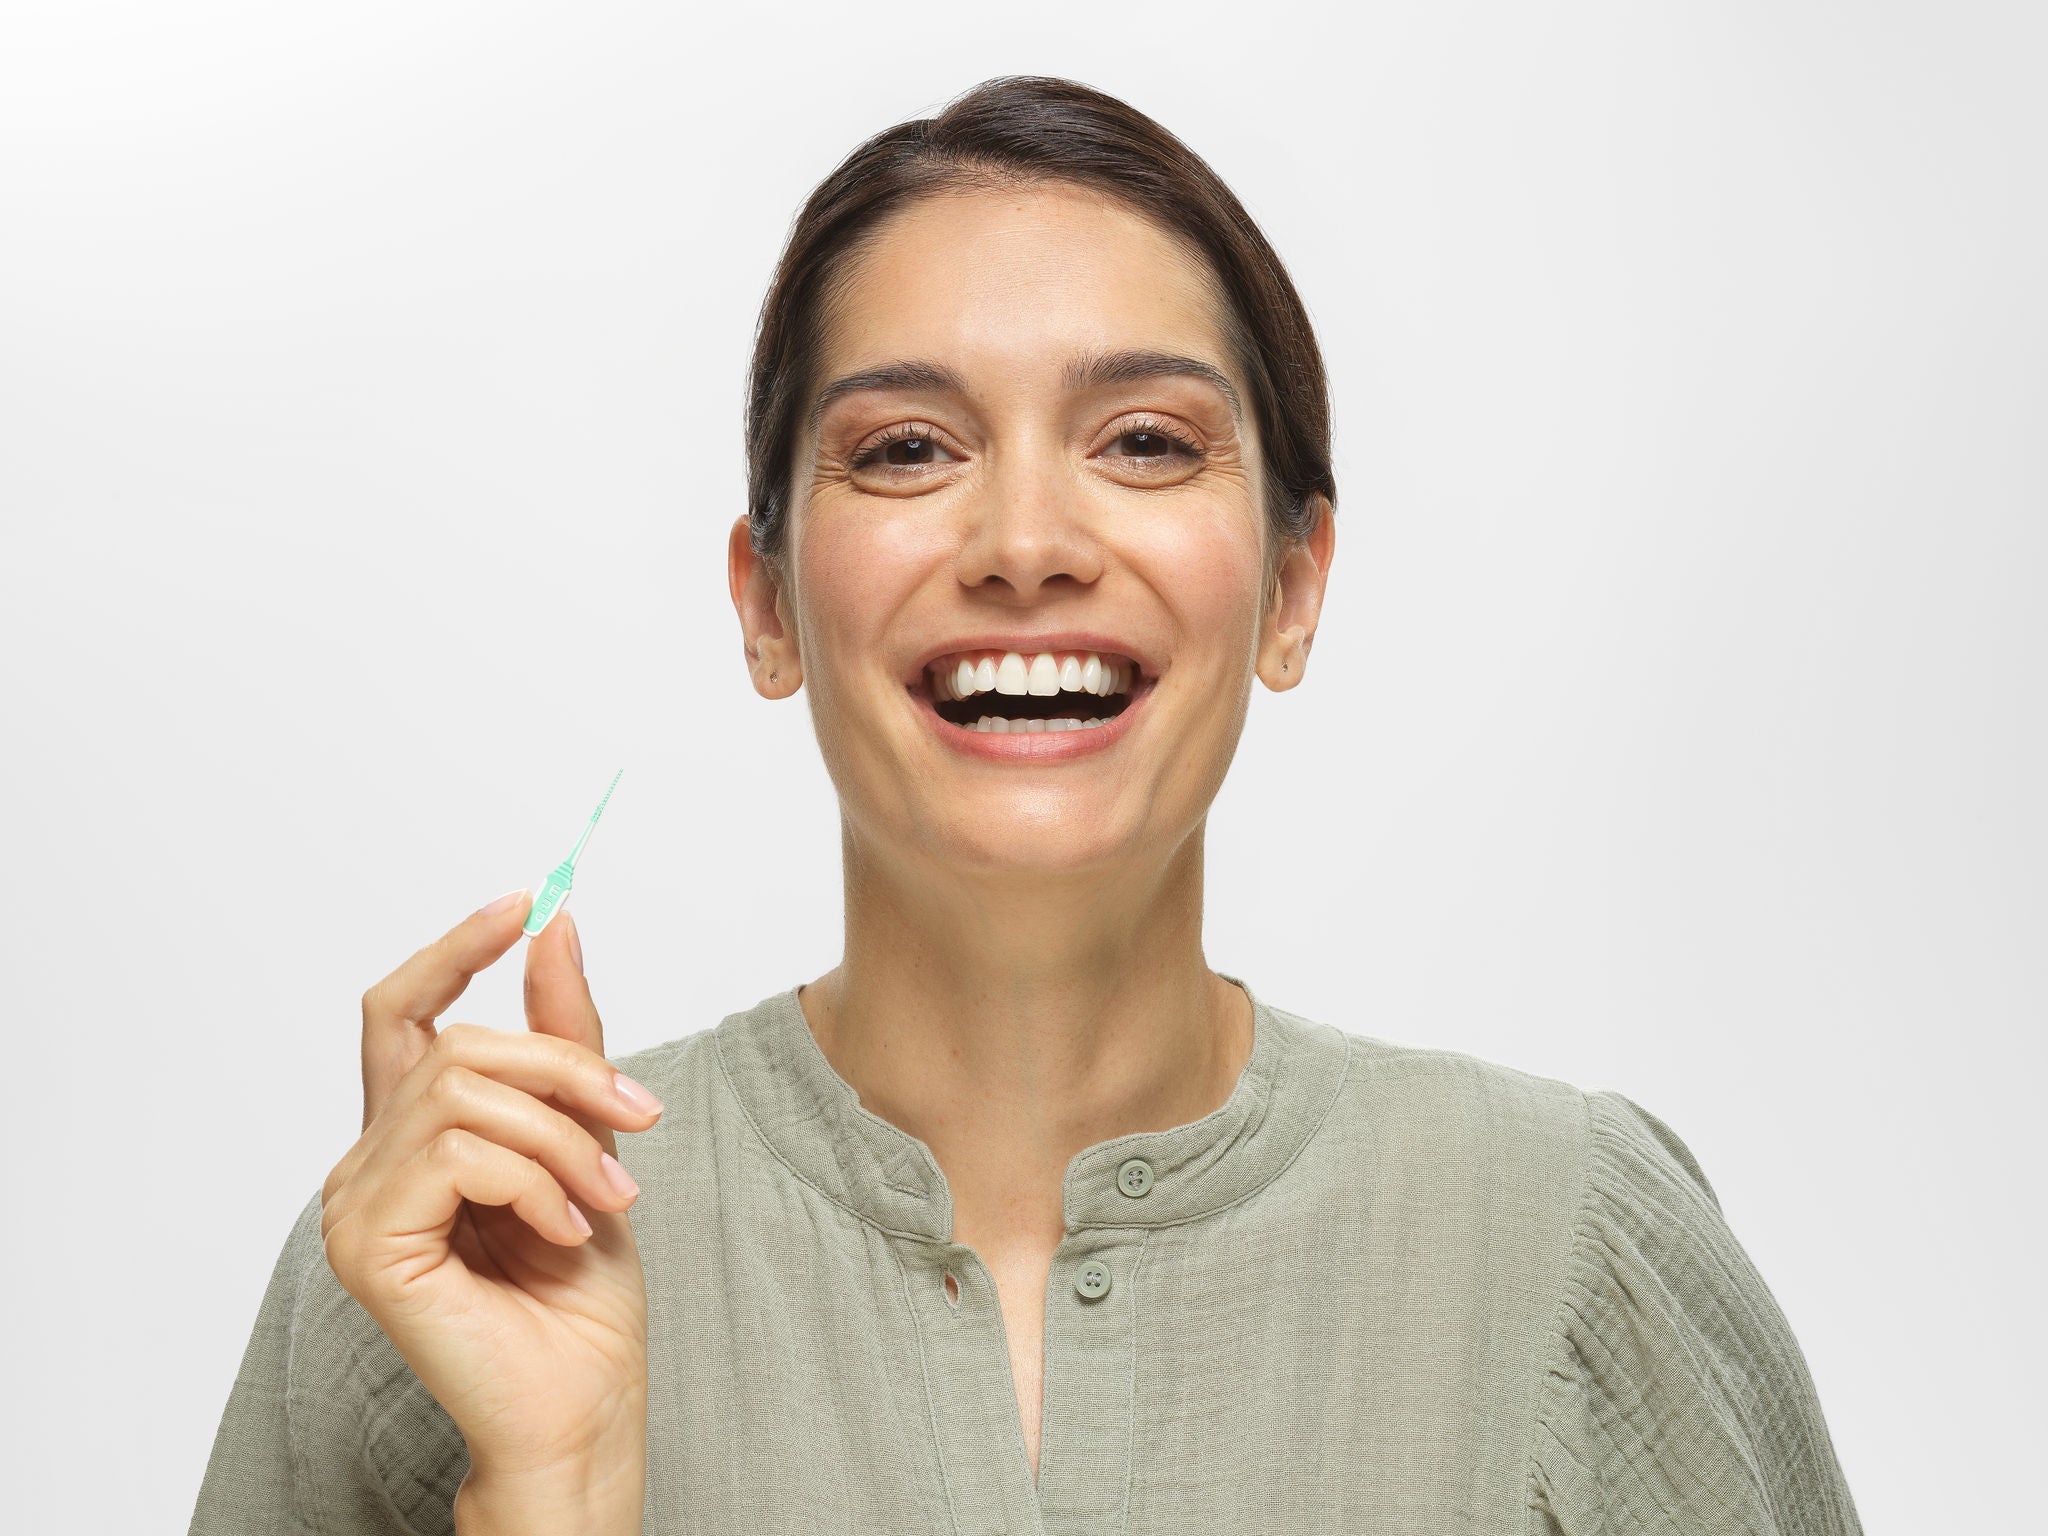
[907,648,1153,758]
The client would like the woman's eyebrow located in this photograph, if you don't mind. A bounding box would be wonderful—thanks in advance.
[809,360,961,434]
[1071,349,1242,424]
[807,348,1242,434]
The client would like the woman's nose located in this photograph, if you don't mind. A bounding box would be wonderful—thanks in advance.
[952,455,1105,597]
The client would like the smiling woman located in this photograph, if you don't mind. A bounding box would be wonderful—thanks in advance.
[192,76,1864,1536]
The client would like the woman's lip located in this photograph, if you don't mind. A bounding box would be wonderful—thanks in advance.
[908,675,1155,761]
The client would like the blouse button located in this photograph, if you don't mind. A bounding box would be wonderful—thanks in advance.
[1074,1259,1113,1300]
[1116,1157,1154,1197]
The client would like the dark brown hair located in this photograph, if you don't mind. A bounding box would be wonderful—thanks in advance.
[744,75,1336,595]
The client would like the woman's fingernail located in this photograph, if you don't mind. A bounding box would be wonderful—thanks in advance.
[477,888,527,917]
[565,911,584,974]
[614,1073,663,1115]
[600,1152,640,1200]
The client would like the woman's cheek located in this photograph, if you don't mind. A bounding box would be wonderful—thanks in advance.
[1145,517,1265,635]
[806,495,949,602]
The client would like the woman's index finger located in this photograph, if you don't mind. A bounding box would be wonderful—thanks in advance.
[359,890,533,1128]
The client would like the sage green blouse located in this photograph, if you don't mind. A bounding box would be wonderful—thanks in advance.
[191,978,1863,1534]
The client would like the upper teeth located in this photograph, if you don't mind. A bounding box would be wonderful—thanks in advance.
[930,650,1136,702]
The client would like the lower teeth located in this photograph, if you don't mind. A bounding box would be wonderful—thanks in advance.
[970,716,1103,733]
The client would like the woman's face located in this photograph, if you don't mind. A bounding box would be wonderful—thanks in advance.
[736,181,1328,888]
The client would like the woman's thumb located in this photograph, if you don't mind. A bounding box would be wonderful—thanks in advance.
[524,907,620,1155]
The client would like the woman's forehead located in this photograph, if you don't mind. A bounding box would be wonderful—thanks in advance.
[814,189,1241,418]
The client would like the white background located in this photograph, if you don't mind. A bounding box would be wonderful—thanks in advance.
[2,3,2040,1528]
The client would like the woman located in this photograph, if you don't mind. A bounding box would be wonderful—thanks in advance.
[192,77,1863,1535]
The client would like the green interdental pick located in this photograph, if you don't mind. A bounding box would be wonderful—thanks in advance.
[523,768,624,938]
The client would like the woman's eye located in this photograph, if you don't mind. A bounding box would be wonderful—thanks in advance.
[1104,419,1201,466]
[1110,429,1189,460]
[847,427,957,473]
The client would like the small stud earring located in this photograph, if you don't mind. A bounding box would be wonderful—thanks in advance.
[771,670,779,683]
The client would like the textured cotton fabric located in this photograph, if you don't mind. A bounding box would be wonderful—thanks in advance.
[191,977,1863,1533]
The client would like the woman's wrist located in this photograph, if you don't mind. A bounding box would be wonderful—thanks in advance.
[452,1444,647,1536]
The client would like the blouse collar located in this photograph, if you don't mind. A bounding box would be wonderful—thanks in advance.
[712,975,1352,1243]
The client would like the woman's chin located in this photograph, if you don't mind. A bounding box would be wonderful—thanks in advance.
[910,816,1135,880]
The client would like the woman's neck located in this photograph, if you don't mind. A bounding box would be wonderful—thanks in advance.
[797,822,1254,1258]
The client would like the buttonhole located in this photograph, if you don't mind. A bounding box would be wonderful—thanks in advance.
[942,1270,959,1307]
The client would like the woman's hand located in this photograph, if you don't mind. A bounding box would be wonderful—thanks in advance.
[319,891,660,1517]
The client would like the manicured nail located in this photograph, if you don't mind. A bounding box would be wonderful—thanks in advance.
[565,910,584,974]
[477,888,527,917]
[566,1201,592,1237]
[600,1152,640,1200]
[614,1073,663,1115]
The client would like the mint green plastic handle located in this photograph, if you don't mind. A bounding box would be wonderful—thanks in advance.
[523,768,624,937]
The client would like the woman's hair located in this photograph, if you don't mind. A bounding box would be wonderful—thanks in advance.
[744,74,1337,599]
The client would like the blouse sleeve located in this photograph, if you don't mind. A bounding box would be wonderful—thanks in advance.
[189,1191,472,1535]
[1526,1090,1864,1536]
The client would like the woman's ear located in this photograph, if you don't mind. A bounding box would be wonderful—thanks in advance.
[728,513,801,697]
[1254,494,1335,692]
